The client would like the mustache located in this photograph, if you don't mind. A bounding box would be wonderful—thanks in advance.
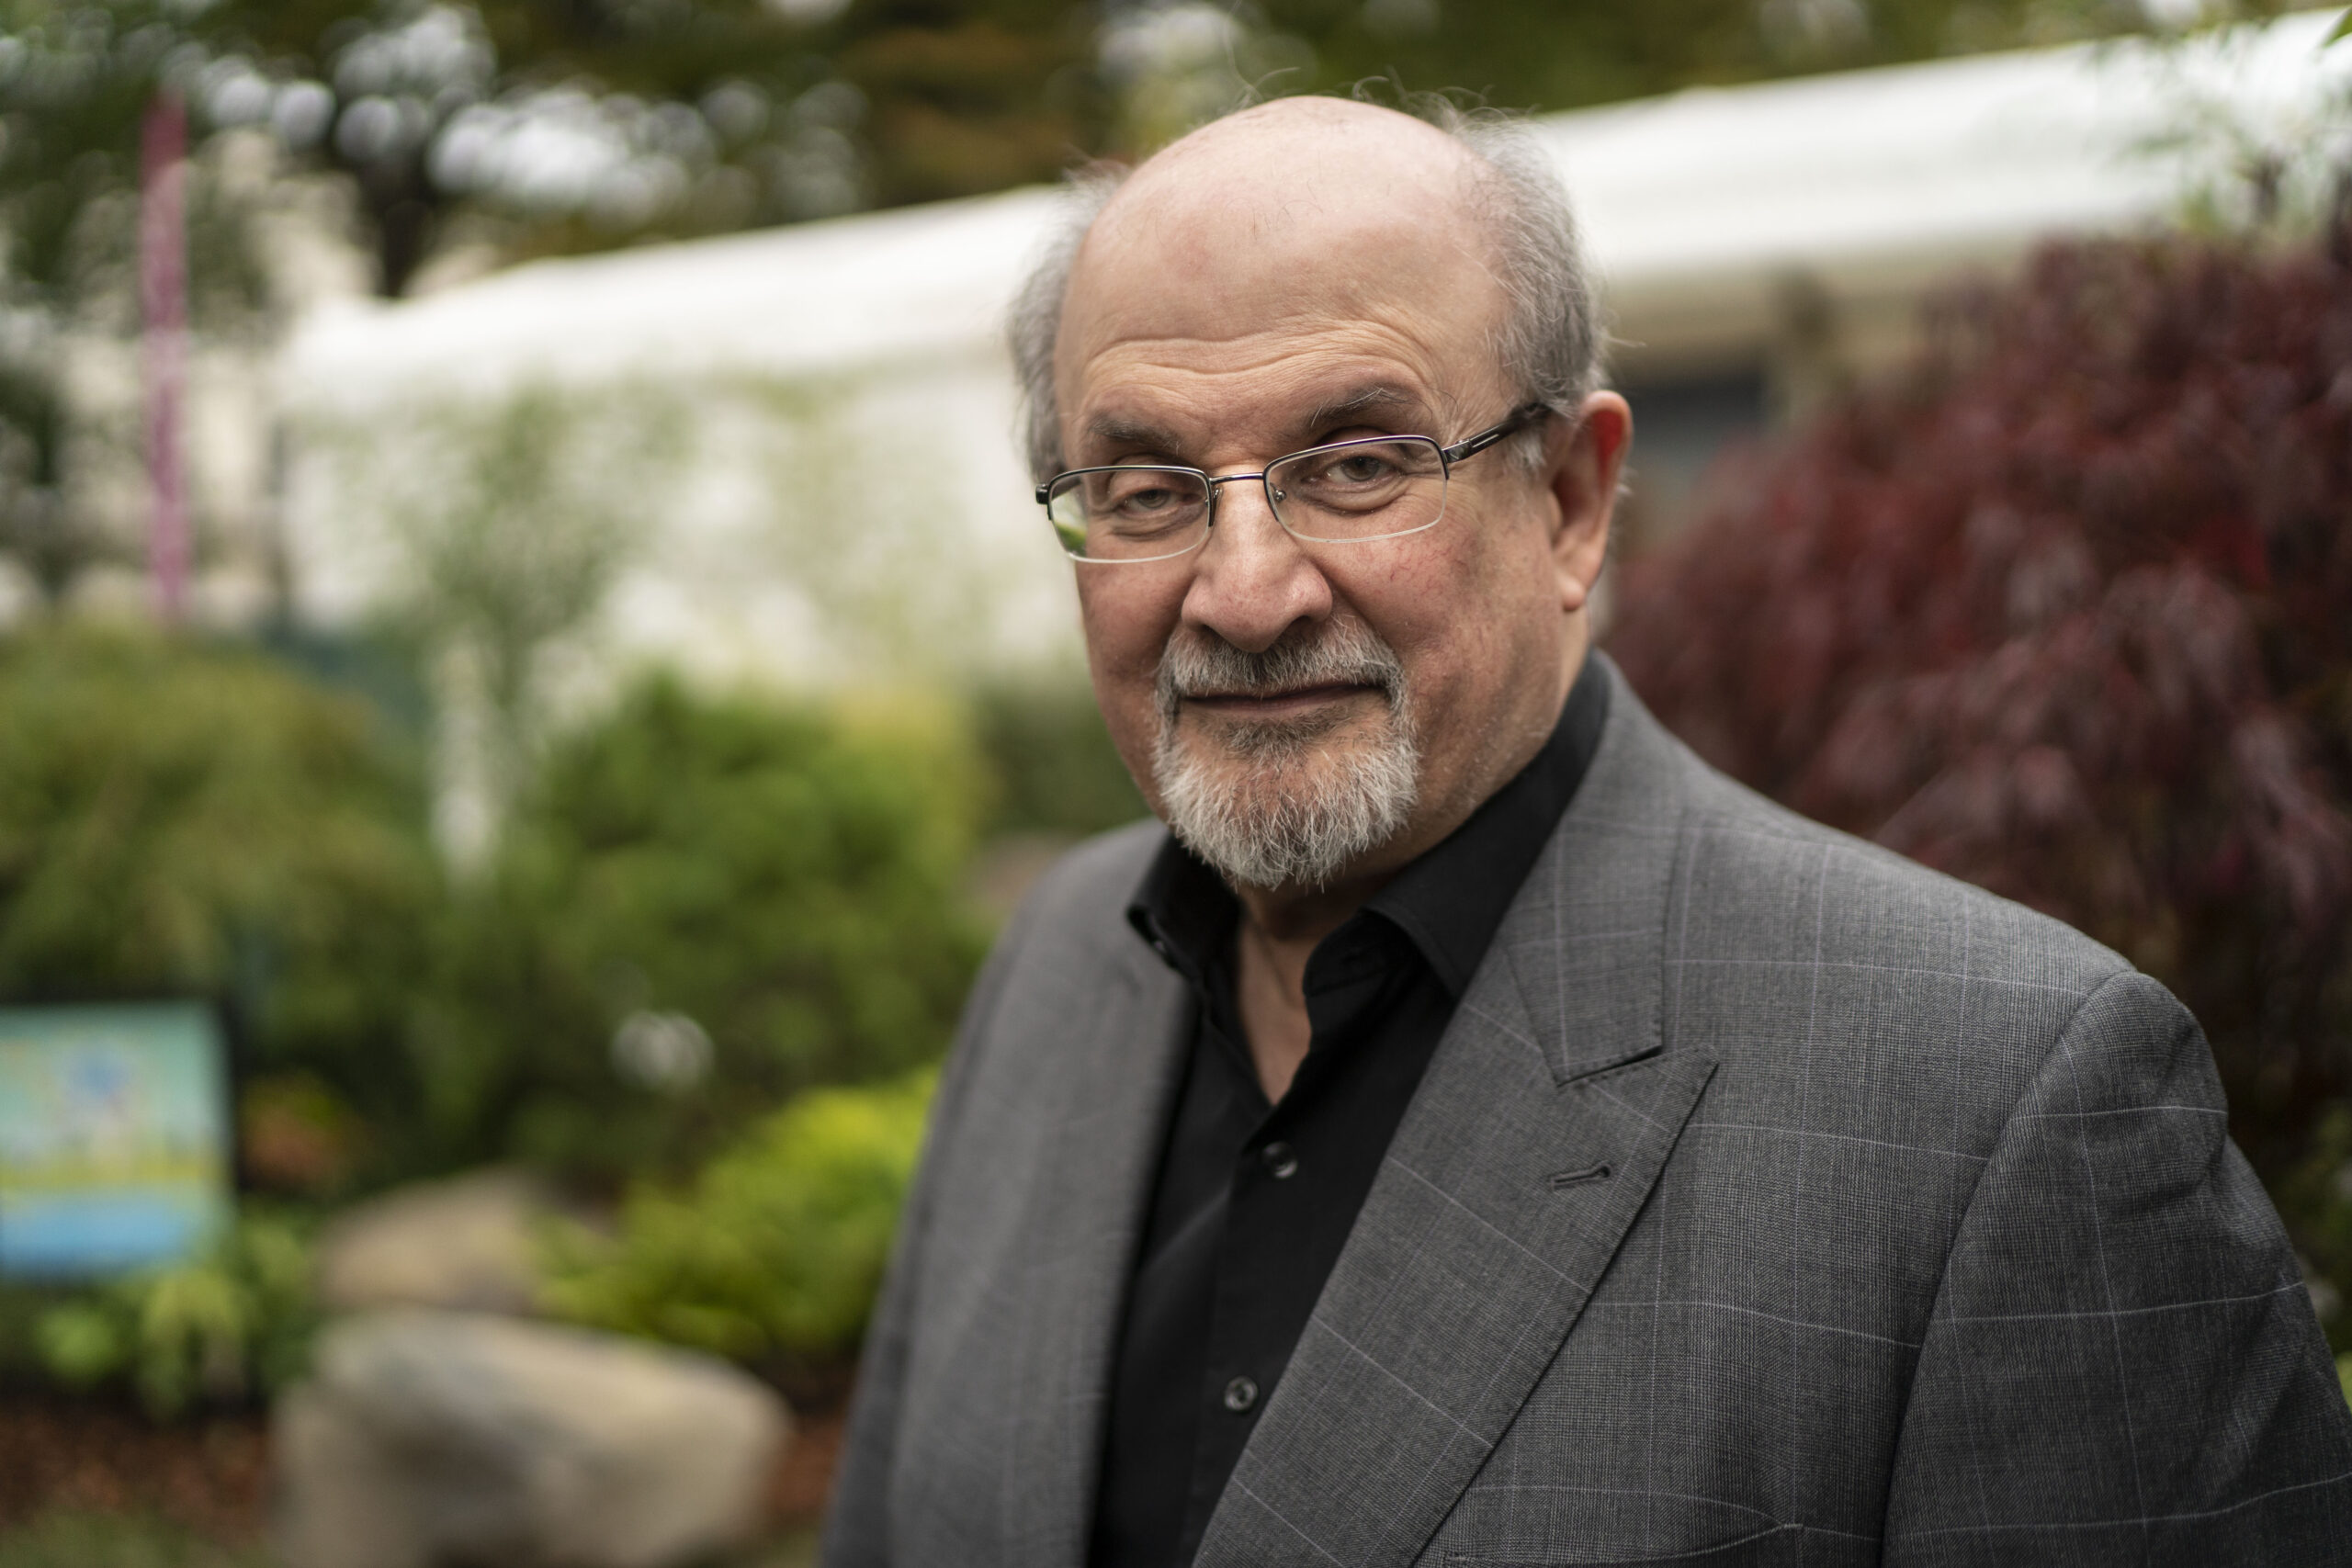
[1153,620,1408,721]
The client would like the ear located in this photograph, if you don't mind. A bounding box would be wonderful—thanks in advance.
[1544,390,1632,615]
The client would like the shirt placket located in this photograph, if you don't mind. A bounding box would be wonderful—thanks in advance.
[1179,931,1397,1537]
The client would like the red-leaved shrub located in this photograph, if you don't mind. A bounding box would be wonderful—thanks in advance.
[1608,237,2352,1319]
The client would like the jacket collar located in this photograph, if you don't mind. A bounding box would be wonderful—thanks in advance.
[1193,655,1721,1566]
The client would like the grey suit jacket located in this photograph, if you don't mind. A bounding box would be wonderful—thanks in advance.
[825,659,2352,1567]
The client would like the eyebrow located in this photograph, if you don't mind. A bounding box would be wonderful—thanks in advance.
[1082,414,1186,458]
[1297,384,1433,440]
[1077,383,1437,466]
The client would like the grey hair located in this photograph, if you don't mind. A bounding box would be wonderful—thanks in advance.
[1006,96,1607,483]
[1008,163,1126,482]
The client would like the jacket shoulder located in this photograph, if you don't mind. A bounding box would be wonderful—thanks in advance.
[1000,817,1169,966]
[1623,689,2159,1194]
[1665,738,2132,1007]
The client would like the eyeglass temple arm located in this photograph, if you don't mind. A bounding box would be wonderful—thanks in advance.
[1439,402,1553,466]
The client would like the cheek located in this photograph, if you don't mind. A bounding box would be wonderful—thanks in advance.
[1078,575,1180,773]
[1348,513,1554,705]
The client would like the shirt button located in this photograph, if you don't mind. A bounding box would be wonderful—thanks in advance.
[1261,1142,1299,1179]
[1223,1375,1260,1414]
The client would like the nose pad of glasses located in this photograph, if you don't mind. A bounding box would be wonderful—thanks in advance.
[1205,473,1283,529]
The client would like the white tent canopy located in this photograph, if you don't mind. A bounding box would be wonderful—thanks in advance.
[280,9,2352,686]
[289,11,2350,401]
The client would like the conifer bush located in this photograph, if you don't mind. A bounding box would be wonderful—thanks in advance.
[0,627,439,1139]
[1609,234,2352,1342]
[540,1068,933,1370]
[416,676,987,1178]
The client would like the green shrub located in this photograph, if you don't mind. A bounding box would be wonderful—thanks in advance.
[0,627,439,1143]
[2281,1107,2352,1348]
[32,1210,317,1419]
[969,676,1145,838]
[542,1069,933,1365]
[0,635,989,1182]
[415,678,984,1177]
[0,1513,270,1568]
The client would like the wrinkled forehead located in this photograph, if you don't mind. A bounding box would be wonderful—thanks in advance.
[1056,107,1514,421]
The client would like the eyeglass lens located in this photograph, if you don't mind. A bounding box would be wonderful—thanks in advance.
[1046,435,1449,563]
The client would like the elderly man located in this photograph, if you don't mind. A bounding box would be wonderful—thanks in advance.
[823,98,2352,1567]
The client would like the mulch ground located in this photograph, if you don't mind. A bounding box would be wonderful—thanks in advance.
[766,1406,846,1526]
[0,1391,847,1546]
[0,1393,270,1541]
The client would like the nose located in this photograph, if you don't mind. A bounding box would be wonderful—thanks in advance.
[1180,474,1332,654]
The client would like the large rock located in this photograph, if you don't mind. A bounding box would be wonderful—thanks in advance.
[315,1168,557,1314]
[274,1310,789,1568]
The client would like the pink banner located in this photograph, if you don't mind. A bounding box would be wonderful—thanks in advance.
[141,93,188,624]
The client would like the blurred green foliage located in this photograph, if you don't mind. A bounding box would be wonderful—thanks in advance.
[0,626,1010,1189]
[2283,1105,2352,1352]
[0,628,1024,1402]
[971,675,1145,838]
[0,1512,270,1568]
[0,1,289,608]
[3,0,2265,307]
[0,626,439,1132]
[1239,0,2261,123]
[413,676,986,1178]
[29,1211,317,1420]
[542,1067,933,1366]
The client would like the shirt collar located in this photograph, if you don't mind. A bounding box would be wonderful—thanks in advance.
[1128,655,1611,998]
[1128,829,1235,987]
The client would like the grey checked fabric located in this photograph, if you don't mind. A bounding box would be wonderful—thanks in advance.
[823,656,2352,1568]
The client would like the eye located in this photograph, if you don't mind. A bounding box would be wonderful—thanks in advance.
[1295,444,1412,490]
[1080,468,1205,536]
[1116,484,1180,513]
[1103,474,1188,514]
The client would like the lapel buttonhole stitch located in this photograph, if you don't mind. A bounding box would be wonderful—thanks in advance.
[1547,1162,1611,1190]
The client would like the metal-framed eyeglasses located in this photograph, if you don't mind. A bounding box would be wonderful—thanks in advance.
[1035,402,1551,564]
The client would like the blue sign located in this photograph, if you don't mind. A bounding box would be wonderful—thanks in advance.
[0,1003,232,1278]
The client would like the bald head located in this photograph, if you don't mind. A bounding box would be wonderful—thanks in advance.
[1009,95,1601,482]
[1094,96,1496,258]
[1057,103,1520,461]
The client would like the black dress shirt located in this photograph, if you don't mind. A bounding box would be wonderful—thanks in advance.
[1090,659,1611,1568]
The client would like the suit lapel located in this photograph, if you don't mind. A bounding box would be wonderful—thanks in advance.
[1001,930,1192,1568]
[1197,663,1718,1568]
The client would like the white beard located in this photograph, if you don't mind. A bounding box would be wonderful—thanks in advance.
[1149,619,1419,891]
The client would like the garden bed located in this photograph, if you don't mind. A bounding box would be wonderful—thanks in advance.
[0,1390,845,1565]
